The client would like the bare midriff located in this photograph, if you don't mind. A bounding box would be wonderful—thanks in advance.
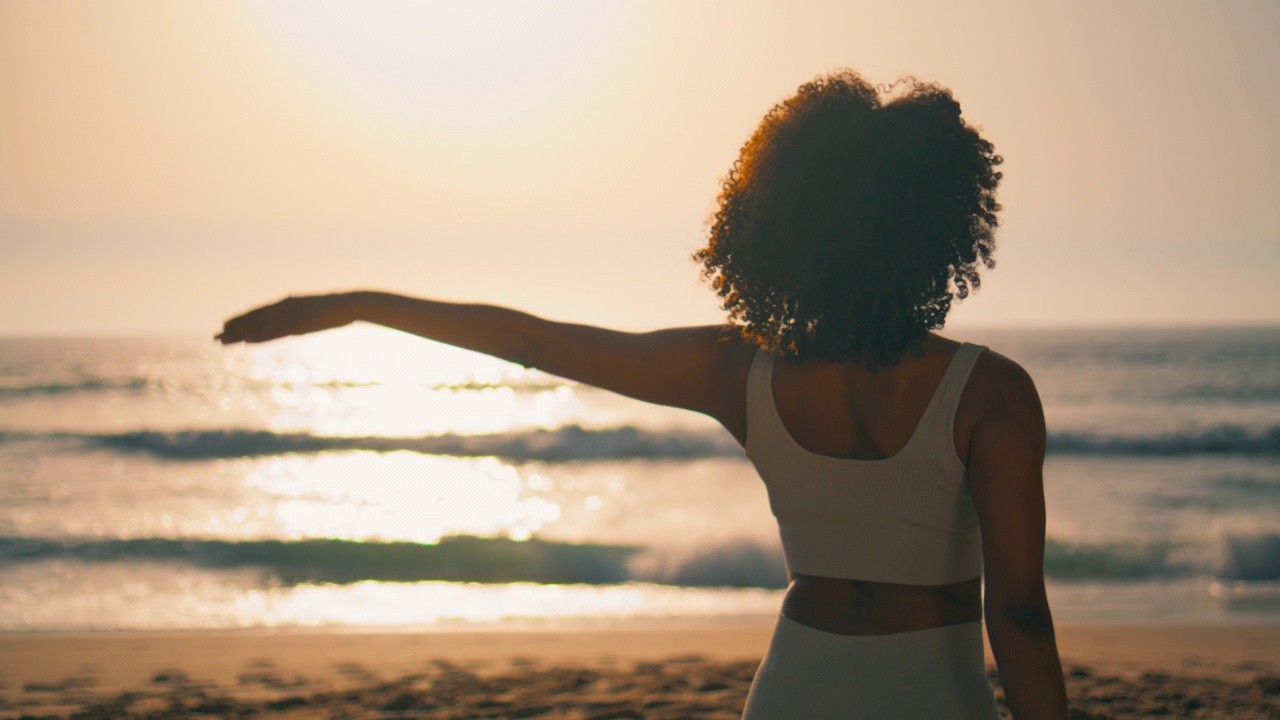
[781,573,982,635]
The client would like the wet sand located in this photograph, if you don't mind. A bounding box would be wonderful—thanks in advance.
[1,621,1277,719]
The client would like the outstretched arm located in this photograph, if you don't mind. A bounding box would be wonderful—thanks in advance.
[965,353,1068,719]
[217,291,749,435]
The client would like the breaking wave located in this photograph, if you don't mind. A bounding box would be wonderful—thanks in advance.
[1044,534,1280,581]
[0,536,641,586]
[4,532,1279,587]
[3,423,1277,461]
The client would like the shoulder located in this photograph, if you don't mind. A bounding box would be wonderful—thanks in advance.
[968,348,1040,410]
[677,326,756,444]
[958,347,1046,458]
[649,324,755,369]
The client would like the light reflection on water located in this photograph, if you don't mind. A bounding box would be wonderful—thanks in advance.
[236,580,782,628]
[245,325,529,390]
[263,383,585,438]
[246,326,587,437]
[0,559,784,632]
[243,452,561,543]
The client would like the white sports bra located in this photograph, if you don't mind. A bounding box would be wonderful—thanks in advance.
[744,343,986,585]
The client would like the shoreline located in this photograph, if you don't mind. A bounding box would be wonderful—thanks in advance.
[4,620,1277,684]
[2,621,1277,719]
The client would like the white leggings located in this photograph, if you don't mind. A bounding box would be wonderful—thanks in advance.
[741,615,1001,719]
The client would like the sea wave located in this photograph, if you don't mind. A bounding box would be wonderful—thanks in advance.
[1045,424,1280,456]
[1044,534,1280,581]
[1,426,745,461]
[3,423,1276,461]
[1172,385,1280,402]
[0,536,640,586]
[0,376,572,399]
[0,378,149,398]
[628,541,789,588]
[4,532,1279,587]
[1043,538,1187,580]
[1218,533,1280,581]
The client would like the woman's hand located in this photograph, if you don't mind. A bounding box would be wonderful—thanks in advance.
[216,294,355,344]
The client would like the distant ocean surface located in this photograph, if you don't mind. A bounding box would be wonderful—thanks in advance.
[1,326,1277,632]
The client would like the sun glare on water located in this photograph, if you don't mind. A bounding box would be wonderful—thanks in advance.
[242,452,562,544]
[239,324,583,437]
[222,326,578,544]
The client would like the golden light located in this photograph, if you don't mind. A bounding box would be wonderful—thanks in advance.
[234,580,782,627]
[248,0,641,133]
[240,325,585,437]
[241,452,561,543]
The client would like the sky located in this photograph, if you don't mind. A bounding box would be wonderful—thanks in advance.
[2,0,1278,335]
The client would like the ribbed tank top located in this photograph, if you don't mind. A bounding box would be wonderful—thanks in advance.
[745,343,986,585]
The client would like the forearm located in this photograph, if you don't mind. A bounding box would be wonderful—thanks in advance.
[986,601,1068,719]
[220,290,732,415]
[342,291,546,367]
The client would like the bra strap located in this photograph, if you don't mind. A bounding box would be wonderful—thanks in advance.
[919,342,986,443]
[745,348,776,450]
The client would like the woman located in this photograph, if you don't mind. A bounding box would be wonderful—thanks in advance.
[218,71,1068,718]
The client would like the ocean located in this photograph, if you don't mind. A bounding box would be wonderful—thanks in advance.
[1,325,1277,632]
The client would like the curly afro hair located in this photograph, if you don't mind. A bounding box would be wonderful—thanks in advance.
[694,70,1002,369]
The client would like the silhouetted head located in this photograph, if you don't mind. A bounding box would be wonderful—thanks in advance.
[694,70,1002,369]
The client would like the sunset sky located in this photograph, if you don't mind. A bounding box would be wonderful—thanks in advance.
[2,0,1277,335]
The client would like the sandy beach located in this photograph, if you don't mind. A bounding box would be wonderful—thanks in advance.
[1,621,1277,719]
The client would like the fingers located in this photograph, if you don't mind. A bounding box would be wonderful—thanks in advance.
[216,326,252,344]
[216,302,285,344]
[215,295,328,344]
[215,322,251,344]
[219,318,282,344]
[217,324,275,344]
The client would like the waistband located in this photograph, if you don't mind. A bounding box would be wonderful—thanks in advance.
[775,613,985,645]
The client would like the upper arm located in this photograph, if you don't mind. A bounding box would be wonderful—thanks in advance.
[521,321,752,437]
[344,292,752,440]
[964,352,1049,611]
